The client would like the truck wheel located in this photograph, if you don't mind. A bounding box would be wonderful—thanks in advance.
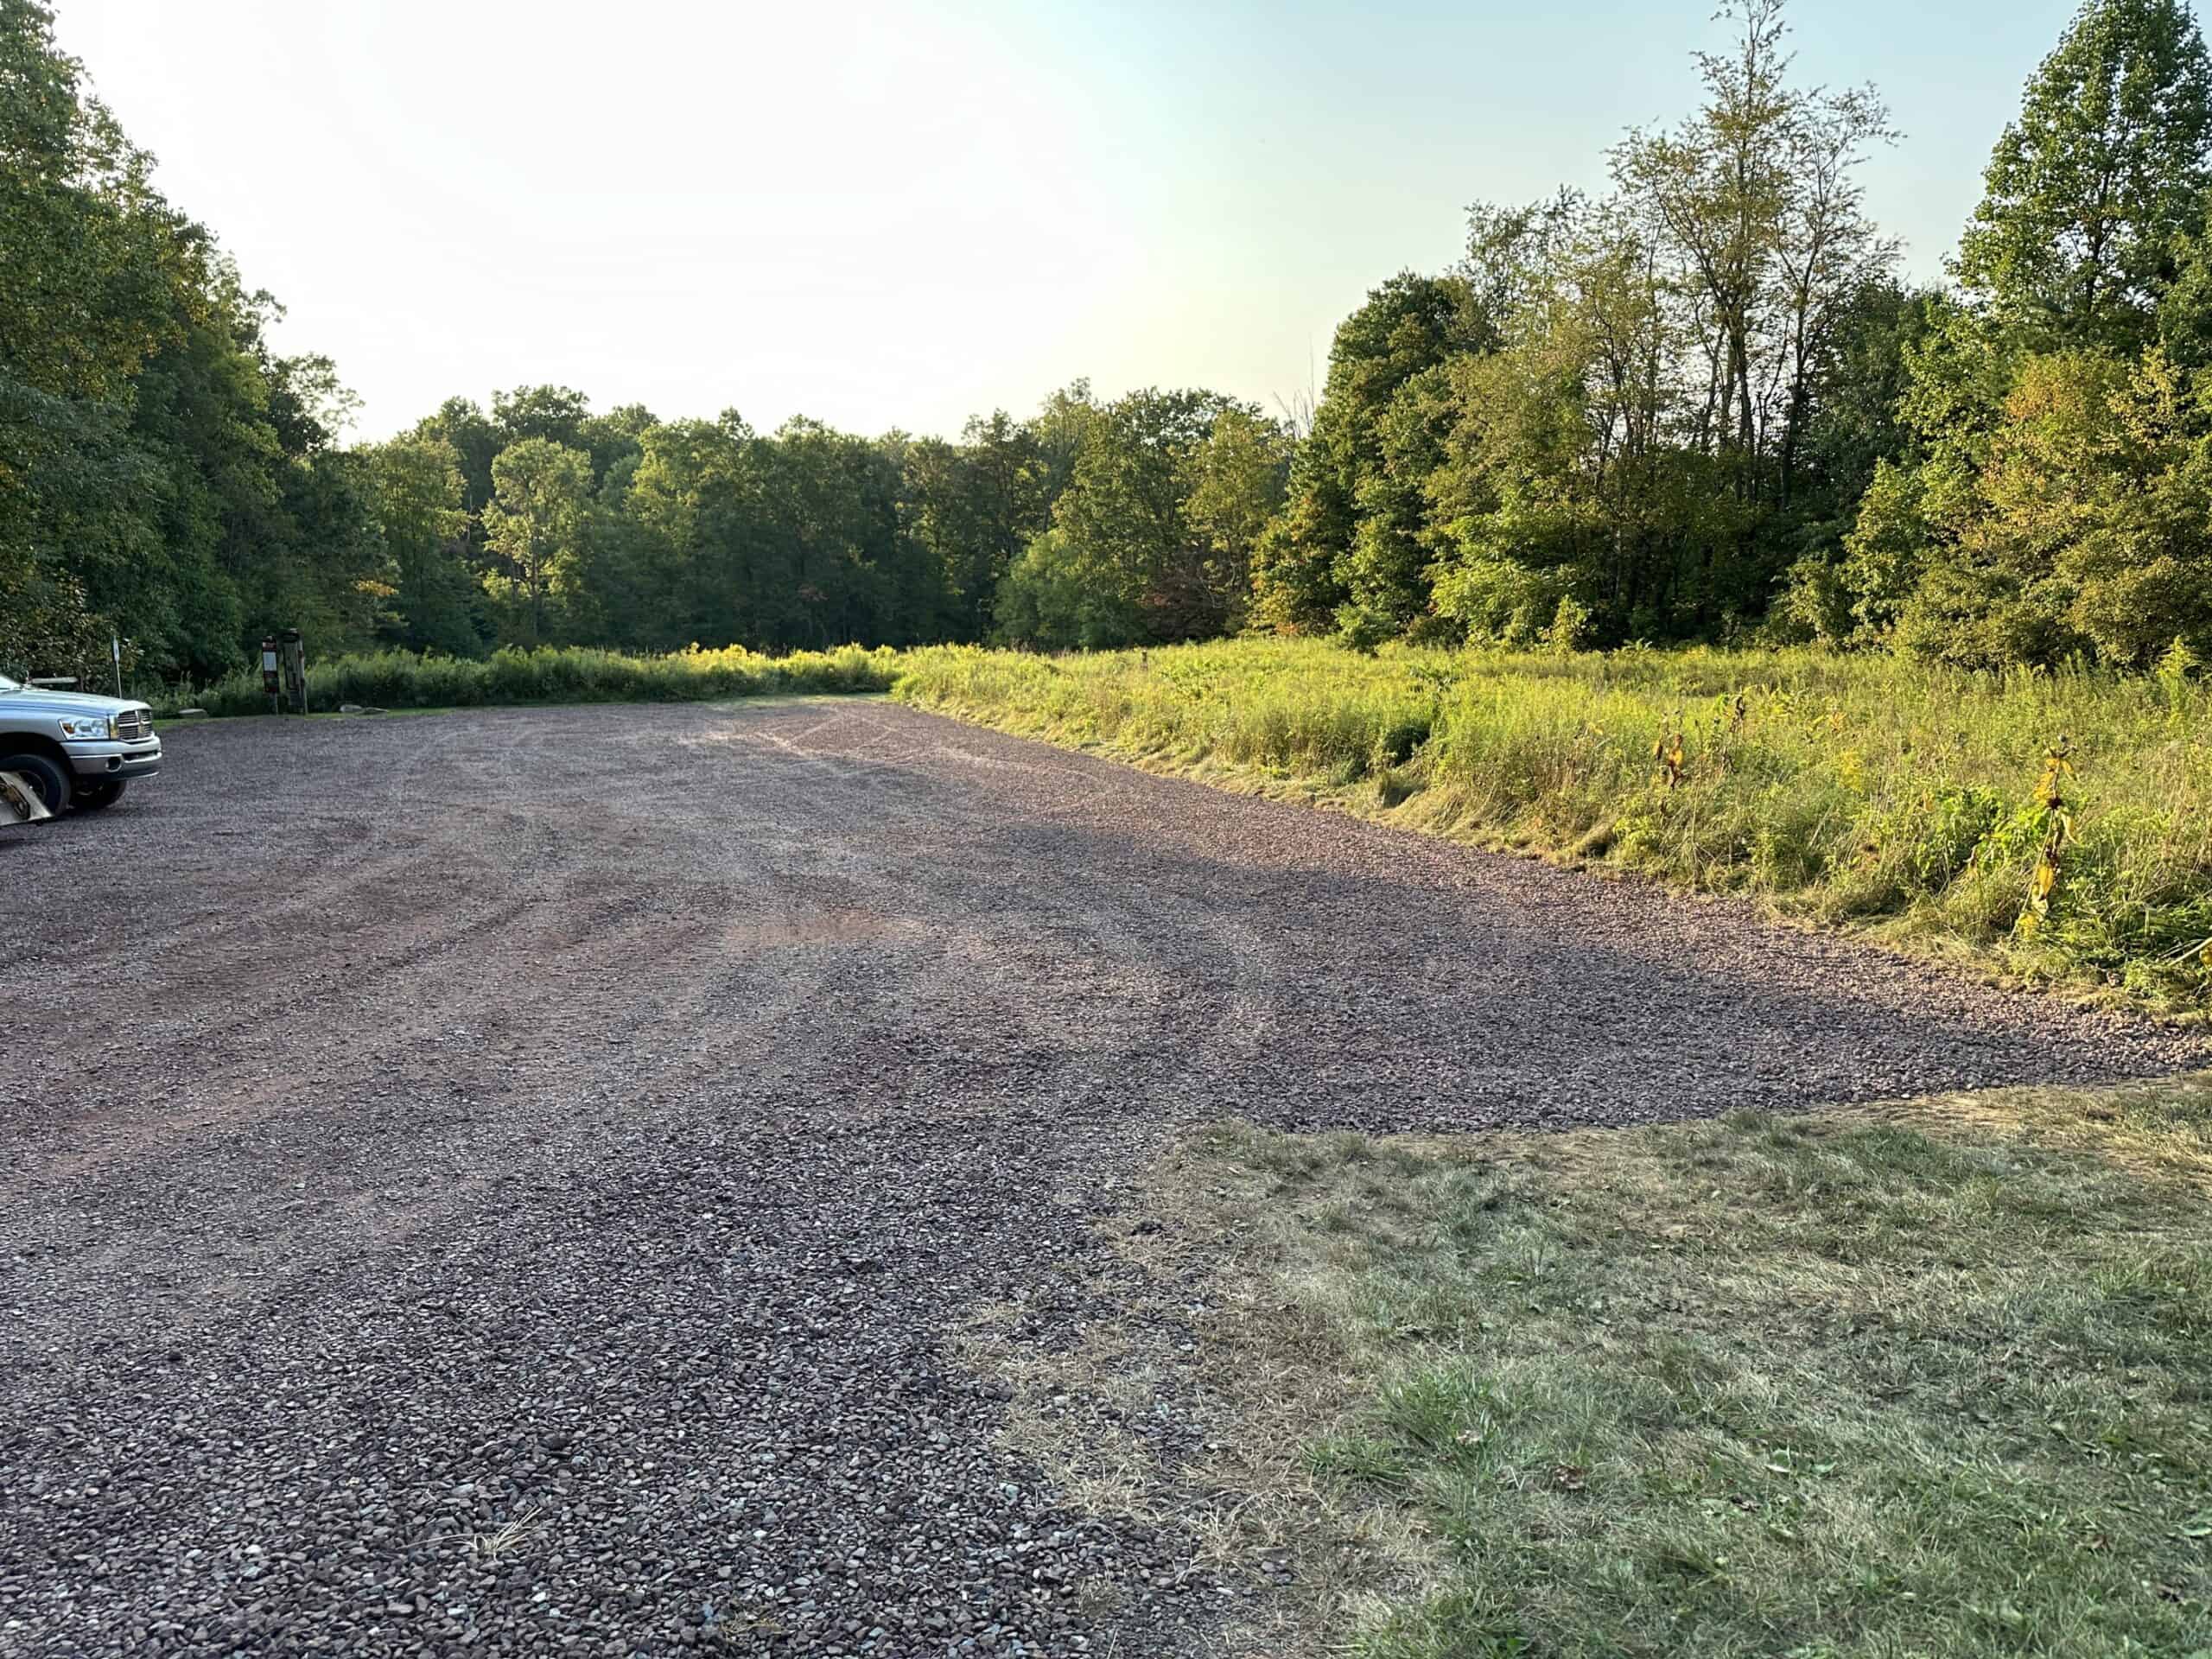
[0,753,70,817]
[73,778,129,811]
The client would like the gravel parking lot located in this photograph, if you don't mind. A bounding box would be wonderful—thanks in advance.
[3,698,2202,1657]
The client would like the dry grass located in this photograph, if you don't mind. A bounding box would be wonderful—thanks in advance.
[466,1502,543,1565]
[959,1199,1455,1657]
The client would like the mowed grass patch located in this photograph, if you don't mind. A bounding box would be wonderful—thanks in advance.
[892,640,2212,1009]
[1153,1079,2212,1658]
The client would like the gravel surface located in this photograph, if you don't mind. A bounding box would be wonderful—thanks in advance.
[3,698,2203,1657]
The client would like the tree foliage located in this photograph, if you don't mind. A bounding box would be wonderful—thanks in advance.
[482,439,593,646]
[1955,0,2212,350]
[999,389,1288,650]
[1837,0,2212,666]
[1261,3,1902,652]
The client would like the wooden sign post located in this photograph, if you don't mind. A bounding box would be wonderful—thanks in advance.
[279,629,307,716]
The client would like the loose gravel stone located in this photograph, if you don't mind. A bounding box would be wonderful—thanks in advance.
[1,699,2202,1657]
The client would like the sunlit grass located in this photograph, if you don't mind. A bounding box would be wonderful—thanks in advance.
[894,639,2212,1008]
[1173,1077,2212,1658]
[156,642,901,718]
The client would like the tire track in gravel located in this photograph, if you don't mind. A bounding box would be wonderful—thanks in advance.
[1,697,2204,1659]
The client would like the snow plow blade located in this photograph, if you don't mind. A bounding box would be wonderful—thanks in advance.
[0,770,54,823]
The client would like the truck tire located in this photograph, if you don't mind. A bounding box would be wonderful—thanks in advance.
[0,753,70,817]
[72,778,129,811]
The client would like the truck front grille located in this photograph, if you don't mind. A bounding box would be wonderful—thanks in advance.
[114,709,151,741]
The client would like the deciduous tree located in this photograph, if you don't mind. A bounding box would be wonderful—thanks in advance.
[483,439,594,645]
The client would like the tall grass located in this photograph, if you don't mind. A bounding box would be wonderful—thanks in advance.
[159,643,900,719]
[894,639,2212,1008]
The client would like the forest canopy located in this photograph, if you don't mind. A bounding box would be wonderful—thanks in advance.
[6,0,2210,683]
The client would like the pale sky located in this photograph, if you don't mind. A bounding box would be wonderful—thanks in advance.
[53,0,2094,443]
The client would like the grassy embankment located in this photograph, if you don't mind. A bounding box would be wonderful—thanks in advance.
[894,639,2212,1011]
[154,642,900,718]
[1059,1085,2212,1658]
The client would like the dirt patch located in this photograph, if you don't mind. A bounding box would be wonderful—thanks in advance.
[721,904,910,951]
[960,1148,1453,1658]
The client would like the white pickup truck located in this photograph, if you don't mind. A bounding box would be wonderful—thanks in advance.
[0,674,161,821]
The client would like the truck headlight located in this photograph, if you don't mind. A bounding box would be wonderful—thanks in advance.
[57,715,115,741]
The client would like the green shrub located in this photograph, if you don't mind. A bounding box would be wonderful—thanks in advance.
[155,643,900,719]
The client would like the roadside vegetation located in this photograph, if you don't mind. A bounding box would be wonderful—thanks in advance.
[1083,1079,2212,1657]
[895,639,2212,1010]
[153,643,899,718]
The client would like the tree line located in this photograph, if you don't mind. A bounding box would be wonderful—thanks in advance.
[0,0,1287,685]
[1259,0,2212,669]
[7,0,2210,684]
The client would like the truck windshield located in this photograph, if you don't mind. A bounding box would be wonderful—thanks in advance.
[0,674,18,692]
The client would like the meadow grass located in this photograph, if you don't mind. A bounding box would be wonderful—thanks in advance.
[893,639,2212,1009]
[1167,1079,2212,1658]
[156,642,901,719]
